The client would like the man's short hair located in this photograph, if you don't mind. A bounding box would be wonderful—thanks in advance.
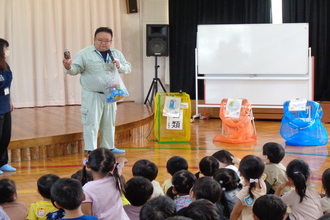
[37,174,60,199]
[140,196,176,220]
[262,142,285,163]
[132,159,158,181]
[94,27,113,38]
[253,195,287,220]
[50,178,83,210]
[125,176,153,206]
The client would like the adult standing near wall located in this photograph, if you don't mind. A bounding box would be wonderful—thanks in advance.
[63,27,131,154]
[0,38,16,174]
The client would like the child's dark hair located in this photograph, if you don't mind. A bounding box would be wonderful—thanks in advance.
[286,159,310,203]
[322,168,330,197]
[166,156,188,176]
[262,142,285,163]
[212,150,234,166]
[124,176,153,206]
[71,168,93,186]
[165,217,193,220]
[318,213,330,220]
[37,174,60,199]
[191,177,221,203]
[238,155,265,200]
[140,196,176,220]
[0,178,16,203]
[183,199,220,220]
[132,159,158,181]
[82,147,125,193]
[50,178,83,210]
[252,195,287,220]
[195,156,219,178]
[166,170,196,199]
[213,168,241,218]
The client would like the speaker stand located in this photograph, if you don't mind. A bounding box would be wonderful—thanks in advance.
[144,56,167,106]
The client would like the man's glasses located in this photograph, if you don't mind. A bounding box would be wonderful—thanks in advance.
[96,38,112,44]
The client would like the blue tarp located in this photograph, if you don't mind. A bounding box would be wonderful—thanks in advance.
[280,100,328,146]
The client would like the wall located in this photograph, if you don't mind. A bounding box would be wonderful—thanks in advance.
[120,0,169,104]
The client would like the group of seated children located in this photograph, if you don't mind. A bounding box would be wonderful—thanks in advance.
[0,143,330,220]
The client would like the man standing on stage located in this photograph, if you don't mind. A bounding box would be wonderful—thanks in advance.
[63,27,131,153]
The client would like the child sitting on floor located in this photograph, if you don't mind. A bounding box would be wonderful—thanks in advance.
[123,176,153,220]
[195,156,219,179]
[320,168,330,214]
[132,159,164,198]
[0,178,27,220]
[140,196,176,220]
[182,199,220,220]
[162,156,188,194]
[50,178,98,220]
[166,170,196,211]
[212,150,238,173]
[275,159,323,220]
[213,168,242,220]
[81,147,129,220]
[262,142,291,195]
[230,155,266,220]
[252,194,287,220]
[27,174,60,220]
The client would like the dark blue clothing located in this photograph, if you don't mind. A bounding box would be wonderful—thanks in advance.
[46,209,65,220]
[62,215,99,220]
[0,64,12,114]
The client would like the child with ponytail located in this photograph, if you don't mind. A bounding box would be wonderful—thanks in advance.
[230,155,266,220]
[81,147,129,220]
[166,170,196,211]
[214,168,242,220]
[275,159,322,220]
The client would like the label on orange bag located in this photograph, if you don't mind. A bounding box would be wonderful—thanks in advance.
[225,98,243,119]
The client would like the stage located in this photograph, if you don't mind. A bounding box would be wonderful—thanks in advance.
[9,102,154,162]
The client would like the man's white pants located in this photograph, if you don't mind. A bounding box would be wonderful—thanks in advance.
[80,89,117,151]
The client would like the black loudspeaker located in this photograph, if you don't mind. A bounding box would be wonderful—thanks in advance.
[146,24,169,57]
[126,0,138,13]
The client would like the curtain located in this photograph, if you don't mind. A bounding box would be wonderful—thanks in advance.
[283,0,330,101]
[169,0,271,99]
[0,0,123,107]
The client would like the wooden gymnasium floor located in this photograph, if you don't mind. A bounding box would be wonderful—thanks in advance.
[3,103,330,208]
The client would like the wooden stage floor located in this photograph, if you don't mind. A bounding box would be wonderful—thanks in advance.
[9,102,154,161]
[3,104,330,209]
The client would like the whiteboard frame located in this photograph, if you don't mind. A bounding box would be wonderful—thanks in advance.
[197,23,309,75]
[193,24,312,120]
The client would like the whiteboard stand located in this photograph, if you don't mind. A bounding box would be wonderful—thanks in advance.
[191,49,211,122]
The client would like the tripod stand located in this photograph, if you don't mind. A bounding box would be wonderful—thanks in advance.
[144,56,167,106]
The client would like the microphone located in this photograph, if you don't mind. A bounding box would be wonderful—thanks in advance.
[107,49,115,62]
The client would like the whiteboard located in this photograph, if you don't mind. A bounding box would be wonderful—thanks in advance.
[204,76,311,106]
[197,23,309,74]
